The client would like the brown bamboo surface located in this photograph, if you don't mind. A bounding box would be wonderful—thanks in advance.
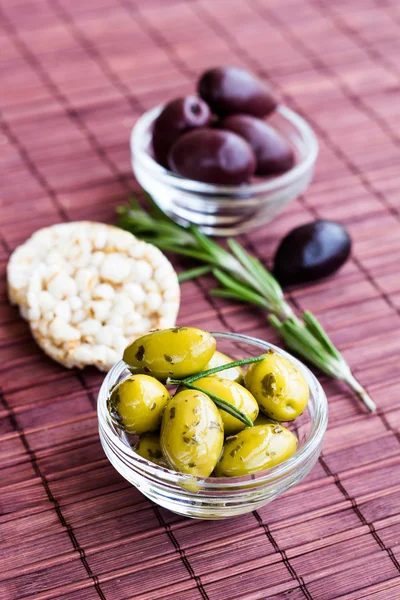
[1,0,400,598]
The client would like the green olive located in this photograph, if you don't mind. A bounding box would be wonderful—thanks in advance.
[160,389,224,477]
[123,327,216,380]
[109,374,170,434]
[135,434,168,467]
[254,412,276,427]
[204,350,244,383]
[193,376,258,436]
[244,351,309,421]
[214,423,297,477]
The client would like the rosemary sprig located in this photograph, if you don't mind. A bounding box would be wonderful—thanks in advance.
[167,355,265,385]
[117,196,376,412]
[167,356,265,427]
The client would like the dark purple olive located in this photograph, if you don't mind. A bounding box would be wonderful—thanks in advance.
[198,66,277,118]
[168,129,256,185]
[273,221,352,286]
[152,96,212,167]
[219,114,295,175]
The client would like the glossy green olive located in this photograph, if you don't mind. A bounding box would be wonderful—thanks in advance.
[204,350,244,383]
[109,374,170,434]
[123,327,216,380]
[193,376,259,436]
[244,351,309,421]
[214,424,297,477]
[160,389,224,477]
[135,433,168,467]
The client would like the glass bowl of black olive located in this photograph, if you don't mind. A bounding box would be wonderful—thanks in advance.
[130,66,319,236]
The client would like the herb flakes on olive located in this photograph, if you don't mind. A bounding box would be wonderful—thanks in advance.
[135,433,168,468]
[109,374,170,434]
[214,424,297,477]
[193,376,259,436]
[160,389,224,477]
[123,327,216,380]
[244,351,309,421]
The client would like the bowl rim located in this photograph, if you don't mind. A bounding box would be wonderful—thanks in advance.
[98,331,328,490]
[131,103,319,195]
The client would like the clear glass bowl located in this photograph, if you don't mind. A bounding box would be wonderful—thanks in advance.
[131,105,318,236]
[98,332,328,520]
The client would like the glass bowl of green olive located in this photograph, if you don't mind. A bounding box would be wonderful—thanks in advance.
[98,329,328,520]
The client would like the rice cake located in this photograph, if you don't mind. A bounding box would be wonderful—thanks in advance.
[7,222,180,370]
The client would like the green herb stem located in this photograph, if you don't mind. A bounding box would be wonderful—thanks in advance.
[342,371,376,413]
[168,354,266,386]
[269,314,377,412]
[165,356,267,427]
[117,196,376,412]
[178,265,212,283]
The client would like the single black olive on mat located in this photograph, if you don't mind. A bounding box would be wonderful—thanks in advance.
[273,220,352,286]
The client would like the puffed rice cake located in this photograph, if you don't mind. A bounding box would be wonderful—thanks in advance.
[7,222,180,370]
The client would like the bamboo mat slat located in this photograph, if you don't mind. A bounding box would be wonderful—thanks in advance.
[1,0,400,598]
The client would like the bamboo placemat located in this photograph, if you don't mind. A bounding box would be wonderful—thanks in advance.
[1,0,400,598]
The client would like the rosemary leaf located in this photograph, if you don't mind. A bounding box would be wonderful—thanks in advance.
[116,195,376,412]
[302,310,343,362]
[190,226,250,278]
[178,265,212,283]
[159,246,213,263]
[227,239,293,319]
[212,269,271,308]
[211,288,271,308]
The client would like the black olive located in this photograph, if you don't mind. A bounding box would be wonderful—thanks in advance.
[152,96,212,168]
[198,66,277,118]
[168,129,256,185]
[273,220,352,286]
[218,114,295,175]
